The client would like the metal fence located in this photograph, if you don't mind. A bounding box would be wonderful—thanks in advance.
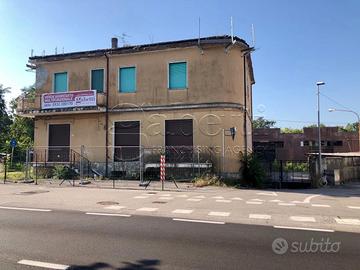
[260,160,311,188]
[1,145,222,187]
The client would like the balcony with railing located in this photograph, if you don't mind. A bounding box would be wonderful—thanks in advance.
[17,90,106,116]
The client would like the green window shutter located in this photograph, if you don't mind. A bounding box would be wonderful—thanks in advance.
[54,72,68,93]
[91,69,104,93]
[119,67,136,93]
[169,62,187,89]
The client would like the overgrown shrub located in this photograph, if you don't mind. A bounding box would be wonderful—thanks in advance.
[53,165,77,180]
[284,162,308,172]
[240,152,265,188]
[193,174,223,187]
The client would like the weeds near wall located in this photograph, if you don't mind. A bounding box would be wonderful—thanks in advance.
[240,152,265,188]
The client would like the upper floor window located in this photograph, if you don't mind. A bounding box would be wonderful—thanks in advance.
[91,69,104,93]
[54,72,68,93]
[119,67,136,93]
[169,62,187,89]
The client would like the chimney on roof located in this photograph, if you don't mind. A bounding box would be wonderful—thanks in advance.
[111,37,118,49]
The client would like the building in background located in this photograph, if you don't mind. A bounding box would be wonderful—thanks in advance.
[253,127,358,162]
[17,35,255,178]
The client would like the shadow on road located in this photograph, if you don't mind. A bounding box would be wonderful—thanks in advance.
[67,259,160,270]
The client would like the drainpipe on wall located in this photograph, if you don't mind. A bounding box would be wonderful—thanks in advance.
[104,52,110,178]
[243,53,248,156]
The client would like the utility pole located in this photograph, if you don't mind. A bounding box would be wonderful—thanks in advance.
[316,81,325,184]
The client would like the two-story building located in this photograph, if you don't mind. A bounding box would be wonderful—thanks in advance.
[18,35,255,178]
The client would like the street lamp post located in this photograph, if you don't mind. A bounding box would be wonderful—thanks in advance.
[316,81,325,184]
[328,108,360,152]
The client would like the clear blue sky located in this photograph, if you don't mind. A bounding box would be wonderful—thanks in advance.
[1,0,359,128]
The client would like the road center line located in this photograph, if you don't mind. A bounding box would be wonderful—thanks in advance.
[290,216,316,222]
[0,206,52,212]
[249,214,271,220]
[172,218,225,225]
[85,212,131,217]
[172,209,194,214]
[347,206,360,210]
[273,225,334,232]
[18,259,69,269]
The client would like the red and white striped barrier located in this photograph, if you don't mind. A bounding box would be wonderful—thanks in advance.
[160,155,165,182]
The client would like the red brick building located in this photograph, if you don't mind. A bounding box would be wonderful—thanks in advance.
[253,127,359,161]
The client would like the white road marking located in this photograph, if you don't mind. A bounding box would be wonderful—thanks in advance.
[136,207,158,212]
[231,197,243,200]
[161,194,172,197]
[133,196,148,199]
[347,206,360,210]
[212,196,224,199]
[246,201,263,205]
[278,203,295,206]
[176,194,188,198]
[303,194,320,203]
[194,195,205,199]
[0,206,52,212]
[18,259,69,269]
[216,199,231,203]
[274,226,334,233]
[158,197,173,200]
[187,198,202,202]
[250,199,265,202]
[249,214,271,220]
[86,212,131,217]
[173,218,225,225]
[335,218,360,225]
[257,192,277,196]
[311,204,330,208]
[104,205,126,210]
[172,209,194,214]
[269,199,282,203]
[290,216,316,222]
[208,211,230,217]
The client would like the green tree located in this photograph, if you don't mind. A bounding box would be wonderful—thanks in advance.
[281,127,303,133]
[253,117,276,129]
[340,122,358,132]
[8,86,35,161]
[0,84,12,153]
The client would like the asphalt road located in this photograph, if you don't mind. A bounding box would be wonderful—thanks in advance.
[0,209,359,270]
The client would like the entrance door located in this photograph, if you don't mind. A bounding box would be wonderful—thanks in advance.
[48,124,70,162]
[165,119,193,162]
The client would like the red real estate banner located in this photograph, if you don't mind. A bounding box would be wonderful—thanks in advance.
[42,90,97,109]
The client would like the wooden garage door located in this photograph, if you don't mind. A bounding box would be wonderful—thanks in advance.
[48,124,70,162]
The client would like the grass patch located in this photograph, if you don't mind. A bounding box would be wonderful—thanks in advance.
[0,171,27,181]
[193,174,225,187]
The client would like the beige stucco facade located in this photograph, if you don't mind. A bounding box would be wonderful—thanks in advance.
[23,36,255,176]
